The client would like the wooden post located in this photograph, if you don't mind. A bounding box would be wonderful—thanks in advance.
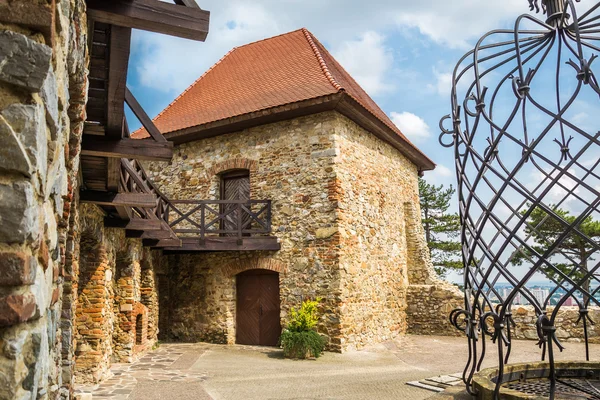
[237,203,243,245]
[200,204,205,245]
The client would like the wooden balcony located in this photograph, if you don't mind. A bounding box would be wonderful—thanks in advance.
[159,199,280,252]
[91,159,279,252]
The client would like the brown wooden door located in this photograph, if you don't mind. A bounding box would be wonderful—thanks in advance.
[236,270,281,346]
[220,171,250,235]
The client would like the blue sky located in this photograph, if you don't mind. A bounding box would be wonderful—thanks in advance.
[126,0,545,185]
[125,1,600,285]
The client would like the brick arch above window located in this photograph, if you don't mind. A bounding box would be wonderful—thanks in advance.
[224,258,287,277]
[208,158,258,177]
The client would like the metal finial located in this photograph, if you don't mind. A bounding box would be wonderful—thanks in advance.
[528,0,545,14]
[529,0,575,25]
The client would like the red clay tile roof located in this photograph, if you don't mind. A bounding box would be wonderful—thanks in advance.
[132,28,432,167]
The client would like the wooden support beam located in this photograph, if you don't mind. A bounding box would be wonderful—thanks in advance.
[106,26,131,138]
[104,217,163,231]
[81,136,173,161]
[105,27,132,190]
[160,237,281,252]
[125,88,167,142]
[86,0,210,41]
[107,158,121,191]
[134,229,174,240]
[115,205,132,220]
[173,0,201,8]
[143,238,181,248]
[80,191,157,208]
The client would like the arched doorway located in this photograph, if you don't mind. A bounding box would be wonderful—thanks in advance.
[236,269,281,346]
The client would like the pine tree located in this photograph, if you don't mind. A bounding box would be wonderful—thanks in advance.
[418,178,462,278]
[511,206,600,303]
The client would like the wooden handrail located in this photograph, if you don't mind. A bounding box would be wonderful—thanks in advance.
[167,199,272,240]
[117,159,273,243]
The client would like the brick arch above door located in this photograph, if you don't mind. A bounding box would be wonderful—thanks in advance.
[224,258,287,277]
[207,158,258,177]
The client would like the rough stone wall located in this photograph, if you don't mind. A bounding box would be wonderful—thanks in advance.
[332,114,412,350]
[510,305,600,343]
[403,199,464,336]
[145,112,344,349]
[0,1,89,398]
[74,205,160,383]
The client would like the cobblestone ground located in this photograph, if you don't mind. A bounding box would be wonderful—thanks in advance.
[74,336,600,400]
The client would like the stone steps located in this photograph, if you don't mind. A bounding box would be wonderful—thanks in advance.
[407,373,463,393]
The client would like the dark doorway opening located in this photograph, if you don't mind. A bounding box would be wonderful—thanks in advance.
[135,314,143,345]
[236,269,281,346]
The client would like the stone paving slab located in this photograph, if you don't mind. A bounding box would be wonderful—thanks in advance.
[75,345,208,399]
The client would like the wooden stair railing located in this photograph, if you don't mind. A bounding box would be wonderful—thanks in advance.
[115,159,274,247]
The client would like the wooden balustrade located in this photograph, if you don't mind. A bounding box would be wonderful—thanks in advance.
[115,160,275,249]
[167,199,272,242]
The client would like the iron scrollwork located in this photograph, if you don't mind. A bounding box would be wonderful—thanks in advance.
[442,1,600,398]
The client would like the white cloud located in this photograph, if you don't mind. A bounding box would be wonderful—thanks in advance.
[332,31,394,96]
[435,164,453,177]
[424,164,455,185]
[390,111,431,142]
[131,1,567,97]
[429,68,454,97]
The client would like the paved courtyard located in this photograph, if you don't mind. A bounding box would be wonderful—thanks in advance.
[76,335,600,400]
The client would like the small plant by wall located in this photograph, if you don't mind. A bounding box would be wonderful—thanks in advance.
[279,298,326,359]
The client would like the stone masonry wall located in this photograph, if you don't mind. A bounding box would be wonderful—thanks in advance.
[333,114,412,350]
[146,112,344,350]
[509,305,600,343]
[0,1,89,399]
[404,198,463,336]
[74,205,160,383]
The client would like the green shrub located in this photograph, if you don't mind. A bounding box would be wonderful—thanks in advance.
[279,330,326,358]
[279,298,326,359]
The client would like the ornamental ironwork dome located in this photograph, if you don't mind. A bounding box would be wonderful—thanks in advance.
[440,0,600,398]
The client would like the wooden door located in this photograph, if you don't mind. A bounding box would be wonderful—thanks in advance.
[220,170,250,235]
[236,270,281,346]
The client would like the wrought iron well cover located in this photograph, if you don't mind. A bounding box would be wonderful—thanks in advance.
[440,0,600,398]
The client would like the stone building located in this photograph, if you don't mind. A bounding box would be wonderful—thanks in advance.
[134,29,461,352]
[0,1,212,398]
[0,1,463,399]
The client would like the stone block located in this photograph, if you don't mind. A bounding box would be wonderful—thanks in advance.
[38,240,49,270]
[0,1,55,45]
[1,104,48,183]
[0,115,34,176]
[2,330,28,360]
[120,304,133,312]
[0,30,52,91]
[0,293,37,327]
[316,227,338,239]
[41,68,60,139]
[311,148,338,158]
[0,252,36,286]
[0,181,39,244]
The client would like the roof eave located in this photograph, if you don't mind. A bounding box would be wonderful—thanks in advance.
[334,93,436,171]
[159,92,436,172]
[163,94,342,144]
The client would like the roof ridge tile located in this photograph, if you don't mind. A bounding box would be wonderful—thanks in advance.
[301,28,342,92]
